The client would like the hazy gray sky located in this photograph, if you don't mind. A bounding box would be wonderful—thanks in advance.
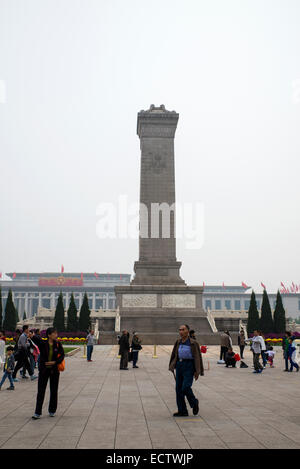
[1,0,300,292]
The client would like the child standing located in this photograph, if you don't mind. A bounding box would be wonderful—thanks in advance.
[265,346,275,367]
[0,346,15,390]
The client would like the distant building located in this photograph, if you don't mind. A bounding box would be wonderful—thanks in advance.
[0,276,299,322]
[0,272,131,319]
[203,285,300,318]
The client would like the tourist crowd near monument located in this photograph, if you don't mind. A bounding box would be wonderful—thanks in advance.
[0,106,299,449]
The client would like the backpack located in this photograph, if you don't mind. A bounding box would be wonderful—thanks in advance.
[240,361,248,368]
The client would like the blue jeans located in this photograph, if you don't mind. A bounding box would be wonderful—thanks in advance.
[175,360,197,414]
[284,351,289,370]
[261,351,267,367]
[87,345,93,361]
[0,371,14,388]
[290,357,299,371]
[132,351,139,367]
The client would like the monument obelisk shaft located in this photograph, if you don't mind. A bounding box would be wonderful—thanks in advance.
[114,105,212,345]
[132,104,185,285]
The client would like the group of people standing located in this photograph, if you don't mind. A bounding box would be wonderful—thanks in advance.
[0,325,65,419]
[219,328,299,373]
[118,330,142,370]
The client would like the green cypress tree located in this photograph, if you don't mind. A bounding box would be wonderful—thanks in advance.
[273,290,286,333]
[0,287,3,328]
[247,290,260,334]
[53,291,65,332]
[260,289,274,333]
[23,311,27,321]
[3,289,17,332]
[15,309,19,324]
[78,292,91,332]
[67,293,78,332]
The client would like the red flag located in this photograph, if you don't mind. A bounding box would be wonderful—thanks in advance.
[61,265,64,273]
[242,282,248,288]
[281,282,285,288]
[0,272,2,279]
[120,274,122,280]
[222,282,225,289]
[94,272,99,278]
[12,272,16,279]
[296,285,299,293]
[80,272,83,281]
[261,282,266,289]
[203,281,205,288]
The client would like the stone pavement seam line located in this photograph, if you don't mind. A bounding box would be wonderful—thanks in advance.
[132,363,153,449]
[37,346,113,449]
[0,397,38,448]
[75,350,117,449]
[150,347,229,449]
[210,366,300,447]
[113,357,122,450]
[141,350,192,449]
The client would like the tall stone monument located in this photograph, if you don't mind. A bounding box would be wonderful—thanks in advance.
[115,105,214,344]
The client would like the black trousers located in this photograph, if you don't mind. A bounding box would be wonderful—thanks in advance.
[13,351,33,379]
[35,367,60,416]
[239,345,245,359]
[220,346,228,361]
[120,351,128,369]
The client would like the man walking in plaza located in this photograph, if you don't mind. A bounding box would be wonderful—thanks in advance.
[282,331,293,372]
[12,325,37,382]
[169,324,204,417]
[119,330,130,370]
[86,330,95,362]
[245,330,264,373]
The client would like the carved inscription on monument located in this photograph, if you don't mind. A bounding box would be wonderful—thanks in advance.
[162,294,196,308]
[122,294,157,308]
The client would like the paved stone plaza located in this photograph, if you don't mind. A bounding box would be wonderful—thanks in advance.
[1,345,300,449]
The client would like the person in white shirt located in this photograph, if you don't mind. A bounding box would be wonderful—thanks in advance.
[245,330,264,373]
[258,331,267,368]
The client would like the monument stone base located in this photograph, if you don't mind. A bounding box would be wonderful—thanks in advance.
[114,284,215,344]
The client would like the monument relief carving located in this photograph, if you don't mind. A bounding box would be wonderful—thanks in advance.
[122,294,157,308]
[162,294,196,308]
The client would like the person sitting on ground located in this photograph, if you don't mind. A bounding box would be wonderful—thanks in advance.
[225,347,236,368]
[265,347,275,368]
[0,346,15,391]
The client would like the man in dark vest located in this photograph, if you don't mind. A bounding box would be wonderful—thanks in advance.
[169,324,204,417]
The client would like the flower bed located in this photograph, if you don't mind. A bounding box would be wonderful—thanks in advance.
[4,336,87,345]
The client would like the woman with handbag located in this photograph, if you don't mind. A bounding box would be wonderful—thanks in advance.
[31,327,65,420]
[131,332,142,369]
